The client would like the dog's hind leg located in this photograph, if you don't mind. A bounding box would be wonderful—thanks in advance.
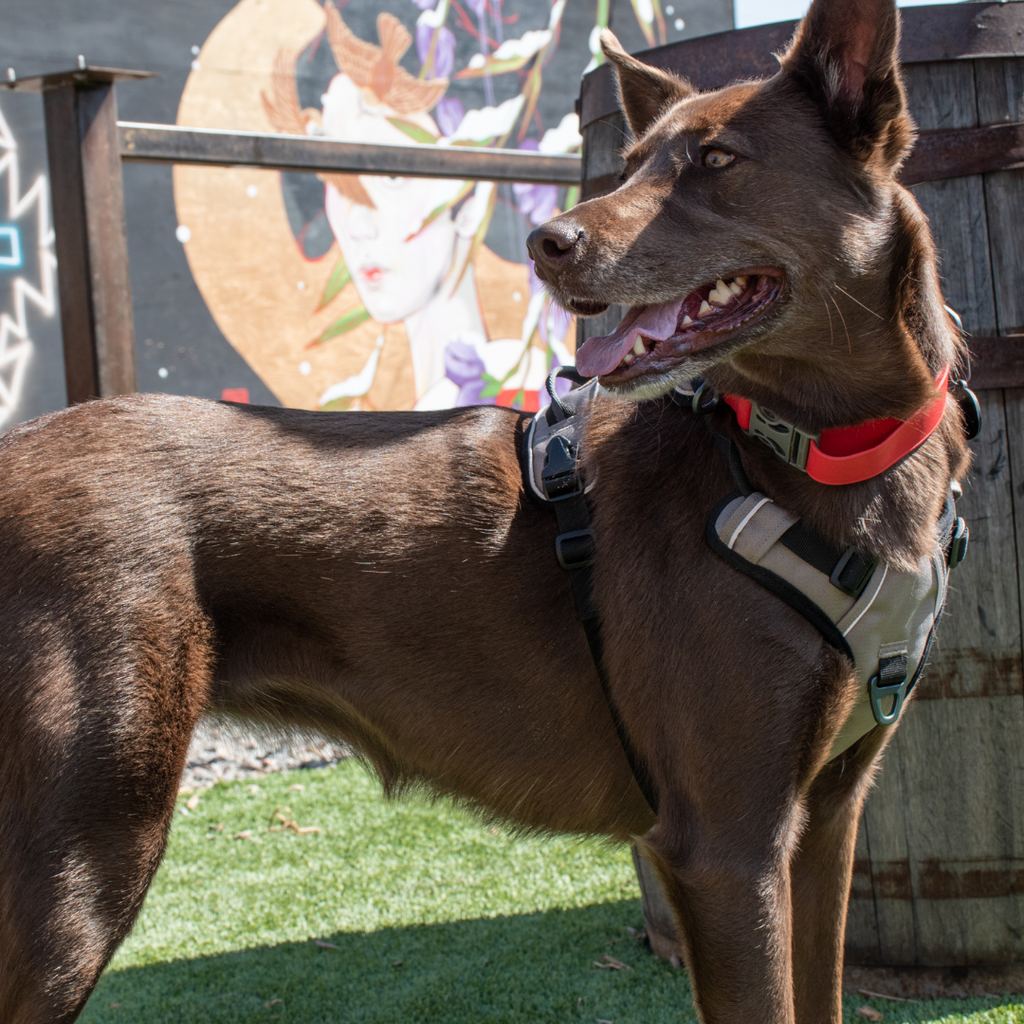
[0,605,211,1023]
[790,733,888,1024]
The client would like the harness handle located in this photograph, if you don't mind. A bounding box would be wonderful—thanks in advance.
[544,366,592,421]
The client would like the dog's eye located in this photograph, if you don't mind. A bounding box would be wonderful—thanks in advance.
[703,148,735,169]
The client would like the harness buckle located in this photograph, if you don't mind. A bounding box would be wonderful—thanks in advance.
[746,401,820,472]
[555,529,596,570]
[541,434,584,502]
[868,649,909,726]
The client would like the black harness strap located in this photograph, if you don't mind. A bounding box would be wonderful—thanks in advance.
[778,525,877,599]
[540,431,661,816]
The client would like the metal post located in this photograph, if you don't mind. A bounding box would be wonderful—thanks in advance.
[5,67,153,403]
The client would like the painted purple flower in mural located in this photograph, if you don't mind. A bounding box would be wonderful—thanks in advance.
[512,140,559,226]
[445,339,492,406]
[528,262,573,348]
[416,23,456,80]
[465,0,488,17]
[435,96,465,137]
[513,182,559,226]
[409,0,438,10]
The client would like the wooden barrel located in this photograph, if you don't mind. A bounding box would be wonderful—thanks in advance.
[578,3,1024,966]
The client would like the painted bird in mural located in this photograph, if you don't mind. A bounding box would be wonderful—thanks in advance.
[325,3,447,114]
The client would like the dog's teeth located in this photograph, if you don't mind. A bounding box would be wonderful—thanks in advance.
[716,278,729,294]
[728,280,743,296]
[699,300,712,316]
[624,352,634,364]
[633,337,645,356]
[681,315,693,325]
[734,275,748,287]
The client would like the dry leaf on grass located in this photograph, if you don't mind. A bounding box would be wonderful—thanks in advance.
[267,808,321,835]
[209,822,224,832]
[313,939,339,949]
[289,784,305,791]
[593,954,631,970]
[186,793,201,811]
[232,830,260,843]
[264,998,282,1008]
[856,1007,884,1022]
[392,960,403,968]
[596,1019,614,1023]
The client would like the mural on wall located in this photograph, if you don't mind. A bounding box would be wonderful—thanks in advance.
[0,100,57,428]
[173,0,668,414]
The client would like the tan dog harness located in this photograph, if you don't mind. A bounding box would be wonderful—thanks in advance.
[708,491,951,760]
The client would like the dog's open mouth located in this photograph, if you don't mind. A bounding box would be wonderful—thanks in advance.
[574,271,784,380]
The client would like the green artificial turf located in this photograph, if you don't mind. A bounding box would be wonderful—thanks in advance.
[78,759,1024,1024]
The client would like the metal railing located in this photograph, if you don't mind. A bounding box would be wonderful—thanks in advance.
[118,122,581,184]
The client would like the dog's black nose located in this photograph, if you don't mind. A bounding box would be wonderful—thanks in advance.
[526,221,584,264]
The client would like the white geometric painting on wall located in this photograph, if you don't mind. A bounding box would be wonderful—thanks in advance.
[0,100,56,427]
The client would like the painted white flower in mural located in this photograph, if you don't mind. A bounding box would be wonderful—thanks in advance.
[467,31,551,71]
[0,102,56,427]
[441,95,525,146]
[539,113,582,154]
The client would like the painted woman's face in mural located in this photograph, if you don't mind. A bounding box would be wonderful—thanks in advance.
[320,73,463,325]
[324,174,457,325]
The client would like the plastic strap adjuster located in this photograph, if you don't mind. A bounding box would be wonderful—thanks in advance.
[948,517,969,569]
[555,529,595,570]
[830,547,877,598]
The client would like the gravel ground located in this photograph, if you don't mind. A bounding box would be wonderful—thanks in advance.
[179,718,351,793]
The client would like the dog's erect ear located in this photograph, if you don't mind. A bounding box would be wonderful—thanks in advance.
[780,0,912,166]
[600,29,692,138]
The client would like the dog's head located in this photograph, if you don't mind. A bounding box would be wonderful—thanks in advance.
[529,0,956,425]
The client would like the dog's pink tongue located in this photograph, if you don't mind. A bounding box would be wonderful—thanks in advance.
[575,300,684,377]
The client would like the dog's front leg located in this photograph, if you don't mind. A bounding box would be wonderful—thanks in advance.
[790,731,889,1024]
[642,802,802,1024]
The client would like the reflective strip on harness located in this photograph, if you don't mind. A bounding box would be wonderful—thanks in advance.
[709,492,949,760]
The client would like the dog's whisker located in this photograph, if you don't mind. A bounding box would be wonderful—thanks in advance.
[833,284,884,320]
[829,292,852,356]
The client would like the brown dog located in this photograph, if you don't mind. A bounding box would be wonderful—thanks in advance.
[0,0,969,1020]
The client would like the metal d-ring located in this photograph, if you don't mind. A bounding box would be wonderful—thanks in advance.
[691,380,720,415]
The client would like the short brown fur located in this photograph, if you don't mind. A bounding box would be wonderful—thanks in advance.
[0,0,969,1020]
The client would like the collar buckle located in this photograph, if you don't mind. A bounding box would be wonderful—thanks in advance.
[746,401,820,472]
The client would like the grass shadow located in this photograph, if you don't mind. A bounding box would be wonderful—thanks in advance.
[82,900,694,1024]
